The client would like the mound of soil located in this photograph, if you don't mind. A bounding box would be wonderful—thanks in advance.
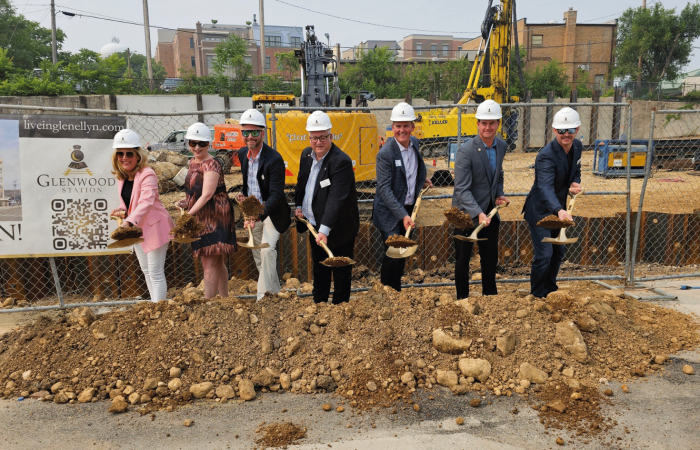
[537,215,575,229]
[239,196,265,218]
[170,213,204,239]
[110,227,143,240]
[444,207,474,229]
[386,235,417,248]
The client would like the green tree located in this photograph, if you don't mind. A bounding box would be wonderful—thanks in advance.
[614,2,700,82]
[0,47,17,79]
[275,50,299,82]
[0,60,74,96]
[0,0,66,71]
[525,60,570,98]
[212,34,252,96]
[340,46,400,98]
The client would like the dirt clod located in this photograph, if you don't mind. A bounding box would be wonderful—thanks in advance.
[683,364,694,375]
[322,257,354,267]
[170,213,204,239]
[385,235,417,248]
[556,437,565,445]
[456,417,465,425]
[110,226,143,240]
[239,196,265,218]
[470,398,481,408]
[255,422,306,448]
[537,215,575,229]
[443,207,474,229]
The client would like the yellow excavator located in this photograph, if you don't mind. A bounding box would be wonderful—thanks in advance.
[388,0,519,156]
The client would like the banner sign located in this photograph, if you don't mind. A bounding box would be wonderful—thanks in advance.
[0,114,127,257]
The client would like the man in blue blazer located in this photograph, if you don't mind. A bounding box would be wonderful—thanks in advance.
[522,107,584,298]
[373,103,432,291]
[451,100,509,299]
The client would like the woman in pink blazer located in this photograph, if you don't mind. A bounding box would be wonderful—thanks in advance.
[110,129,175,302]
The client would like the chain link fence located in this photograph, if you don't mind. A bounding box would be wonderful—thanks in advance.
[3,100,698,313]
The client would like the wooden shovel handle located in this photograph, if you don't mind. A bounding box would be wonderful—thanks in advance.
[299,218,334,258]
[405,187,430,237]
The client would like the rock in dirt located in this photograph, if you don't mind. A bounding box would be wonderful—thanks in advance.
[69,307,96,327]
[546,291,573,310]
[456,417,465,425]
[496,332,516,357]
[128,393,140,404]
[2,297,15,307]
[604,389,613,397]
[366,381,377,392]
[683,365,695,375]
[168,378,183,391]
[50,382,63,394]
[454,299,480,315]
[432,329,473,354]
[252,369,276,387]
[108,399,128,413]
[469,398,481,408]
[316,375,337,392]
[450,385,469,395]
[322,404,332,411]
[170,367,182,378]
[77,388,95,403]
[576,315,598,332]
[436,370,459,388]
[216,385,235,399]
[520,363,548,384]
[458,358,492,382]
[53,392,69,404]
[547,400,567,413]
[190,382,214,399]
[183,419,193,427]
[554,322,589,363]
[280,373,291,390]
[401,372,414,384]
[556,437,565,446]
[239,380,256,401]
[143,378,160,391]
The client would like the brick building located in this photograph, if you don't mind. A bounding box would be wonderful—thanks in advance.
[155,20,303,78]
[397,35,466,61]
[341,40,401,60]
[461,8,617,87]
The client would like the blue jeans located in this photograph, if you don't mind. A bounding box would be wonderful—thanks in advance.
[528,222,566,298]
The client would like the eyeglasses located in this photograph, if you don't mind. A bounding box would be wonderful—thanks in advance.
[116,151,135,158]
[555,128,577,135]
[309,134,331,143]
[241,130,262,138]
[188,140,209,148]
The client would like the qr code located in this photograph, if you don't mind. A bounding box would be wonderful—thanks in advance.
[51,199,109,250]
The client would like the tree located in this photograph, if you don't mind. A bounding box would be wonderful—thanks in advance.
[524,60,570,98]
[0,0,66,71]
[275,51,299,82]
[212,34,252,96]
[340,46,400,98]
[614,2,700,82]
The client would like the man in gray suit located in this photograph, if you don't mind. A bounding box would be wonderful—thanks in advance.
[373,102,432,291]
[452,100,509,299]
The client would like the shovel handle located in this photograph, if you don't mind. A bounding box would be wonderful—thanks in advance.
[472,204,503,234]
[567,189,583,214]
[299,218,334,258]
[405,187,430,238]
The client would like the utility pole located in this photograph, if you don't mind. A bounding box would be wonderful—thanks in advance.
[126,48,131,78]
[142,0,155,90]
[636,0,646,93]
[50,0,57,64]
[259,0,266,75]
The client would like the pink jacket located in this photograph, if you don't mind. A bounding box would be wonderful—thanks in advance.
[118,167,175,253]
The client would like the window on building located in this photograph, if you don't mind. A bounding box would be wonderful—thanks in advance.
[206,55,215,72]
[265,35,282,47]
[443,44,449,56]
[244,55,252,65]
[431,43,437,55]
[458,46,462,52]
[265,56,271,70]
[190,37,194,48]
[291,36,301,47]
[191,56,196,67]
[532,35,543,46]
[416,43,422,55]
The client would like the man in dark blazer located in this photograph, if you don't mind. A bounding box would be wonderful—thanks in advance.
[522,107,583,298]
[373,102,432,291]
[294,111,359,304]
[235,109,291,300]
[451,100,509,299]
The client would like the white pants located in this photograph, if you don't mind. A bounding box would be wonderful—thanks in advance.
[134,242,169,302]
[251,217,281,300]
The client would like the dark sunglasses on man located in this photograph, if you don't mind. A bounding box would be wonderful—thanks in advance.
[188,140,209,148]
[555,128,577,135]
[241,130,262,138]
[116,151,135,158]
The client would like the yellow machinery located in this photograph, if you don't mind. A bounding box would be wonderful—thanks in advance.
[267,25,380,185]
[388,0,518,156]
[252,92,296,109]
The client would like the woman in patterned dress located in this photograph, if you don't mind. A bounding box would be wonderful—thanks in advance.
[179,122,237,298]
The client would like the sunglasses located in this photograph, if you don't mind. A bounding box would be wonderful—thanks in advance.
[309,134,331,143]
[188,140,209,148]
[241,130,262,137]
[556,128,577,135]
[116,151,135,158]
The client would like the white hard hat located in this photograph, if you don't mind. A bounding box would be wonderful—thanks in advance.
[552,107,582,129]
[390,102,416,121]
[185,122,211,141]
[239,109,267,128]
[112,129,141,149]
[306,111,332,131]
[474,99,502,120]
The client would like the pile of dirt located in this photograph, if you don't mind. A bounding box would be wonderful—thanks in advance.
[170,213,205,239]
[110,226,143,241]
[385,235,417,248]
[537,215,575,229]
[322,257,355,267]
[239,196,265,218]
[443,207,474,229]
[255,422,306,448]
[0,281,698,440]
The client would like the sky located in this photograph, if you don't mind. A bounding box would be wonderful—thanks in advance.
[12,0,700,73]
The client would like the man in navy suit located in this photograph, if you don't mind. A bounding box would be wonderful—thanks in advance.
[294,111,359,304]
[522,107,584,298]
[451,100,509,299]
[373,102,432,291]
[235,109,291,300]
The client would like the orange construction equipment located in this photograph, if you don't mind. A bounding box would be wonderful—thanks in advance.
[212,123,246,167]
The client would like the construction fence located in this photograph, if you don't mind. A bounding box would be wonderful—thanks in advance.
[1,101,699,313]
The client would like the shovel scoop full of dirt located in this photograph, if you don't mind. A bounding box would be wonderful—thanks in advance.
[170,213,205,239]
[322,256,354,267]
[110,226,143,240]
[385,234,417,248]
[443,206,474,229]
[239,195,265,218]
[537,215,575,229]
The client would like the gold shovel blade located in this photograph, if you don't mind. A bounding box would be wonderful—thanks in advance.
[542,237,578,245]
[239,242,271,249]
[107,237,145,249]
[386,245,418,259]
[454,234,486,242]
[321,257,356,267]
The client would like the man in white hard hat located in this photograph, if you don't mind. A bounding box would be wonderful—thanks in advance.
[373,102,432,291]
[294,111,359,304]
[235,109,291,300]
[452,99,509,299]
[522,107,583,298]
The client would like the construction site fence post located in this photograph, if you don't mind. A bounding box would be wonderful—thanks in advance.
[625,102,633,285]
[630,109,655,284]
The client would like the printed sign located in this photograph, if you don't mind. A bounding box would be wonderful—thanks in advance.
[0,114,126,257]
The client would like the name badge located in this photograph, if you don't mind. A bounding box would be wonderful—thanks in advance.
[261,175,265,180]
[320,179,331,188]
[577,158,581,165]
[395,160,402,167]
